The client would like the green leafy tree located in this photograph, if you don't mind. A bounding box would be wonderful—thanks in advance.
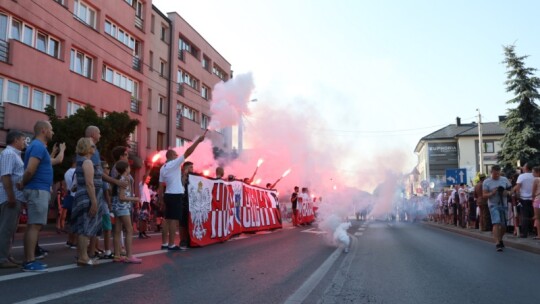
[498,45,540,172]
[45,105,139,181]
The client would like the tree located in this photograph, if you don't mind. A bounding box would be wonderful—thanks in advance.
[498,45,540,172]
[45,105,139,181]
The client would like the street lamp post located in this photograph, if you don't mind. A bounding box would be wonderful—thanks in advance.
[477,109,484,174]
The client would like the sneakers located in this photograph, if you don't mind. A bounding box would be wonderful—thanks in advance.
[125,256,142,264]
[22,261,48,272]
[161,244,169,250]
[35,246,48,260]
[0,261,20,269]
[65,242,77,249]
[500,241,505,248]
[496,243,503,252]
[168,245,181,251]
[179,241,189,251]
[343,247,350,254]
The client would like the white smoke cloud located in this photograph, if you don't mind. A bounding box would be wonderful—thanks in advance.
[208,73,255,130]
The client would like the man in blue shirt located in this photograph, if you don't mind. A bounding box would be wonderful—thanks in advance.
[20,121,65,271]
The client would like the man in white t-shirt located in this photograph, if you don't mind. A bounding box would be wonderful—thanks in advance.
[158,134,205,250]
[514,163,534,238]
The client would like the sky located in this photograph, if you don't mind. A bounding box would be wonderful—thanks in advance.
[152,0,540,194]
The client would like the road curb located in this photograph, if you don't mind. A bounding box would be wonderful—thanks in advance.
[424,221,540,255]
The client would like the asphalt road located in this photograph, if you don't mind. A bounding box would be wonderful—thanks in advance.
[2,220,539,304]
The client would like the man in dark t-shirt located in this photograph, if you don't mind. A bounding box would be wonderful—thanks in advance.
[291,186,299,226]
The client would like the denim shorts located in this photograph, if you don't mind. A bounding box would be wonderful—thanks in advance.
[488,204,507,225]
[23,189,51,225]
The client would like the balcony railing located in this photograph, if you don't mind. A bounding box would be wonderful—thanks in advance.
[132,56,141,72]
[178,49,184,61]
[176,111,183,130]
[135,16,144,30]
[0,39,9,63]
[130,97,141,114]
[176,82,184,96]
[128,140,138,154]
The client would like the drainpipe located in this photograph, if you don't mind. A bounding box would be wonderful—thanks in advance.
[166,16,173,148]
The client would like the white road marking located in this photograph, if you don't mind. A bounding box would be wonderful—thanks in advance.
[0,250,163,283]
[13,274,143,304]
[301,228,327,235]
[354,232,363,236]
[357,227,365,231]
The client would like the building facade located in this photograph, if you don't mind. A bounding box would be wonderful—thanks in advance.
[0,0,232,179]
[414,117,506,194]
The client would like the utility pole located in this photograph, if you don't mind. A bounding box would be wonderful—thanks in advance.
[477,109,484,174]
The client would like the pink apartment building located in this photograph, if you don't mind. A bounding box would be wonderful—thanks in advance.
[0,0,232,179]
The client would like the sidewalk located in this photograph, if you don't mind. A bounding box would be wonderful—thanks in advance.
[424,221,540,255]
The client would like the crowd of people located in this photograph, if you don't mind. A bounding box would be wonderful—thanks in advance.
[431,164,540,251]
[0,121,207,272]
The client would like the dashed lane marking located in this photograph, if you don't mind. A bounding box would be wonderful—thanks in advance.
[13,274,143,304]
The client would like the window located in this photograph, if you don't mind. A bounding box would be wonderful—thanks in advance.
[105,20,138,52]
[182,105,197,121]
[202,56,210,71]
[5,15,60,58]
[146,128,151,148]
[160,25,167,42]
[31,89,56,111]
[54,0,65,5]
[135,1,143,18]
[0,14,7,41]
[179,37,199,59]
[483,142,495,153]
[178,69,199,90]
[70,49,93,78]
[147,88,152,109]
[0,78,3,104]
[22,25,34,46]
[124,0,133,5]
[158,96,166,114]
[48,37,60,58]
[7,81,27,106]
[201,85,209,100]
[74,0,96,28]
[150,15,155,33]
[213,64,228,80]
[159,60,166,77]
[149,51,153,71]
[201,114,210,129]
[102,65,139,98]
[2,78,55,111]
[175,137,186,147]
[157,132,165,150]
[10,19,21,41]
[67,100,83,116]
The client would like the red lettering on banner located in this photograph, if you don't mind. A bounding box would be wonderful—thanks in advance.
[188,175,282,247]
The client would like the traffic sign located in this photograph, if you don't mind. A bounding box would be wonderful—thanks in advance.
[445,168,467,185]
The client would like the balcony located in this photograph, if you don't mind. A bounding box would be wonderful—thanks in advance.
[130,97,141,114]
[132,56,141,72]
[128,140,138,155]
[0,39,9,63]
[176,111,183,130]
[178,49,184,61]
[176,82,184,96]
[135,16,144,30]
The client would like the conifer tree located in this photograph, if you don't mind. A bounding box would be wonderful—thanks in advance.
[498,45,540,171]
